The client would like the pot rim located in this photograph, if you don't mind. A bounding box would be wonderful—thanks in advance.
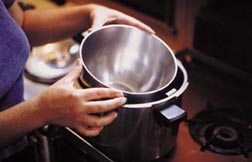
[79,24,178,96]
[123,59,188,108]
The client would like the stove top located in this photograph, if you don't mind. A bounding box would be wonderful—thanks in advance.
[24,49,252,162]
[186,103,252,157]
[168,50,252,162]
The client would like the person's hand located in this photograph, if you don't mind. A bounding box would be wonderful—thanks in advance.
[33,59,126,137]
[87,4,155,34]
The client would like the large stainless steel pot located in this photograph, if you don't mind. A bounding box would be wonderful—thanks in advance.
[79,60,188,162]
[78,24,188,161]
[79,24,178,103]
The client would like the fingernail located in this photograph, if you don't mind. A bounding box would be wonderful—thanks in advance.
[121,97,127,104]
[87,28,93,33]
[114,91,124,97]
[113,112,118,118]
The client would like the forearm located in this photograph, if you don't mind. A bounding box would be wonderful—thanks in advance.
[0,98,44,149]
[22,4,95,46]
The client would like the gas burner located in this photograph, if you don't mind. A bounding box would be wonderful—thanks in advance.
[25,38,79,84]
[186,103,252,157]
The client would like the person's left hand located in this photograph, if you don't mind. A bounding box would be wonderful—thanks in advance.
[86,4,155,34]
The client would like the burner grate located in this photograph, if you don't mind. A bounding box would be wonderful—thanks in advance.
[186,103,252,158]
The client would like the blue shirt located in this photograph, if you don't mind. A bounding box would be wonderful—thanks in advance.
[0,0,29,109]
[0,0,30,160]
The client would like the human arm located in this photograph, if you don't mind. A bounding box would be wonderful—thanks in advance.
[9,1,154,46]
[0,60,126,149]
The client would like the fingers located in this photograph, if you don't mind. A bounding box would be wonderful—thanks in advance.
[83,111,118,127]
[85,97,126,114]
[80,87,124,101]
[89,7,155,34]
[77,125,104,137]
[117,16,155,34]
[91,14,155,35]
[79,88,126,114]
[90,17,106,31]
[89,8,108,31]
[113,11,155,34]
[76,111,118,137]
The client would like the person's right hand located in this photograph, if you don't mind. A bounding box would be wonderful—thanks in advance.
[33,59,126,137]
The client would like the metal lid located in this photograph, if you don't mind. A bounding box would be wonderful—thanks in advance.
[25,39,79,84]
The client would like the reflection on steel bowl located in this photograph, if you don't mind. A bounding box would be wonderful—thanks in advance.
[79,24,178,103]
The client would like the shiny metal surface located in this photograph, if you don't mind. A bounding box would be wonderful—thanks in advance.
[80,25,177,102]
[25,39,79,83]
[81,62,188,162]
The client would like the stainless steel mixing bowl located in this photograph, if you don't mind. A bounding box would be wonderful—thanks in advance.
[80,24,177,103]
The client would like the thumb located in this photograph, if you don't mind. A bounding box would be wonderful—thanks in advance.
[58,59,82,84]
[90,16,106,31]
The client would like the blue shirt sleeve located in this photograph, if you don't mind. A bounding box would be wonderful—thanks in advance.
[0,0,30,109]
